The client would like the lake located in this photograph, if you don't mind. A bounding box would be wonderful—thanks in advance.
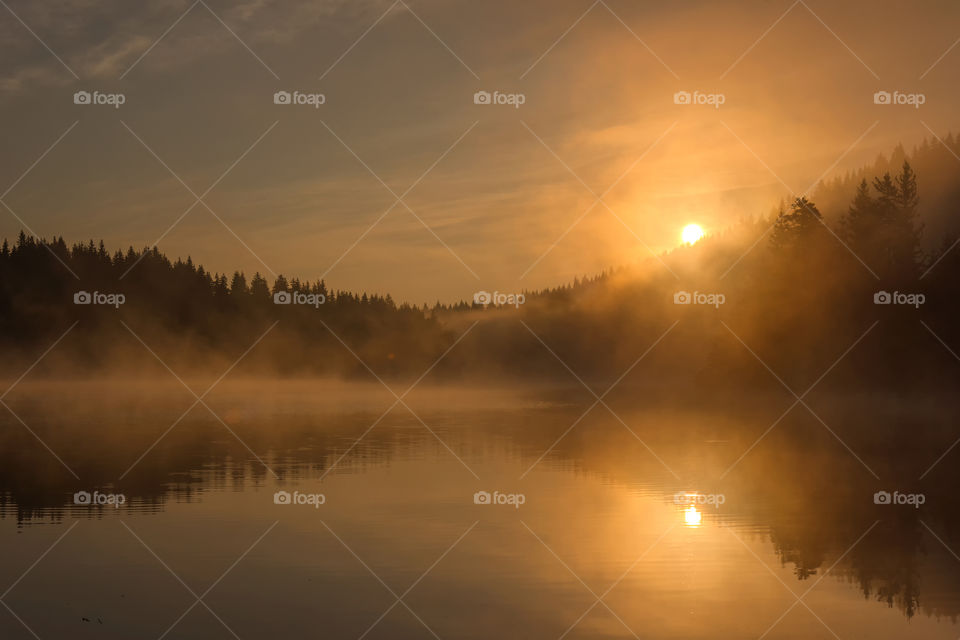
[0,380,957,639]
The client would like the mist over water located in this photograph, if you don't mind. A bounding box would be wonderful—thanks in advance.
[0,380,958,638]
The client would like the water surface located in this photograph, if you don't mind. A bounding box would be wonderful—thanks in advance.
[1,380,957,639]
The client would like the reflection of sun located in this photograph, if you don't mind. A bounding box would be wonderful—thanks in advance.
[682,224,704,245]
[683,505,702,527]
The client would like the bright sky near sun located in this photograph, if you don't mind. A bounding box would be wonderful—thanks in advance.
[682,224,704,244]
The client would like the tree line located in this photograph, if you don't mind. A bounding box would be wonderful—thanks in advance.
[0,154,958,387]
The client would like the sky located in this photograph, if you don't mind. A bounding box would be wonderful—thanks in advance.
[1,0,960,303]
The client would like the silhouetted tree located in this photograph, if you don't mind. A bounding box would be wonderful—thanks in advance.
[770,197,824,248]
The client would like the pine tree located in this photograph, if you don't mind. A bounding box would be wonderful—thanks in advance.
[229,271,248,295]
[891,161,923,274]
[249,272,269,299]
[841,179,880,266]
[770,197,823,248]
[271,274,289,294]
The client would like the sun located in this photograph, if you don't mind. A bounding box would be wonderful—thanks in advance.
[682,224,704,245]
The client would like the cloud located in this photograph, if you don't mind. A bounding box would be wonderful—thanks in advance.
[0,0,399,86]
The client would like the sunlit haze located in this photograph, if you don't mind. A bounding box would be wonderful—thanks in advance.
[682,223,705,244]
[3,1,960,302]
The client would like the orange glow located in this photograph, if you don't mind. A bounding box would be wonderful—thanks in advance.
[682,224,705,245]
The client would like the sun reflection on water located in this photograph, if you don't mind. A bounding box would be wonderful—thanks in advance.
[683,505,702,527]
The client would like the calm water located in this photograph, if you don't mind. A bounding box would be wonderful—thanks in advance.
[0,380,958,639]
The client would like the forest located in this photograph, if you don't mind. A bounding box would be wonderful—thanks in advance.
[1,141,959,393]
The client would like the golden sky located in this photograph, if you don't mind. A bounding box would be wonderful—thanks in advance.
[1,0,959,302]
